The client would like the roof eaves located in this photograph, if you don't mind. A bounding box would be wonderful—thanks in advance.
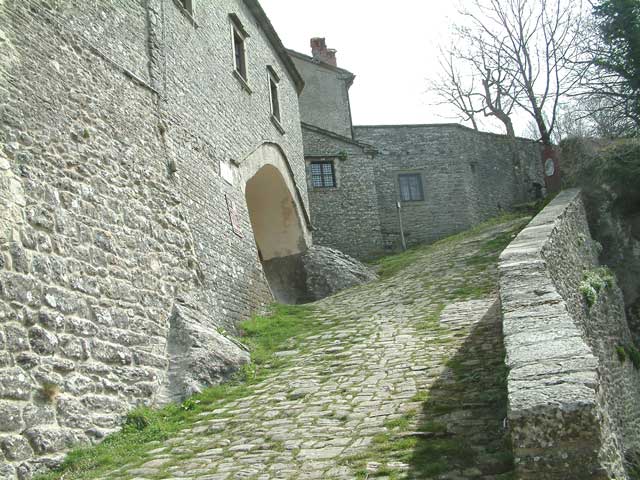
[287,49,356,79]
[243,0,305,94]
[302,122,378,153]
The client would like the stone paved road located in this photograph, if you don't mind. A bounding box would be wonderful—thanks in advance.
[102,218,526,480]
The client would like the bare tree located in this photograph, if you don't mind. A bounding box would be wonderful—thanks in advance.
[429,54,484,130]
[430,44,519,137]
[434,0,585,146]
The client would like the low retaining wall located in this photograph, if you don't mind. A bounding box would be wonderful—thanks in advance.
[499,189,640,479]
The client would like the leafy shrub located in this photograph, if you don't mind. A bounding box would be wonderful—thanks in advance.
[580,267,615,308]
[627,345,640,370]
[123,408,151,432]
[616,345,627,363]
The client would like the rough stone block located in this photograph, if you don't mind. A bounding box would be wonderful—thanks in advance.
[163,301,250,402]
[0,401,24,432]
[58,335,89,361]
[4,324,30,352]
[56,396,91,429]
[21,403,56,429]
[28,327,58,355]
[42,288,87,316]
[0,368,33,400]
[1,435,33,461]
[24,427,77,455]
[90,339,132,365]
[0,272,41,308]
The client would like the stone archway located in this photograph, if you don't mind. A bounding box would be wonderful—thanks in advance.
[245,164,305,261]
[239,144,312,303]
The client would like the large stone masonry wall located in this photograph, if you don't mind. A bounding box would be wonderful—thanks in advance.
[154,0,309,330]
[302,126,383,259]
[355,125,544,251]
[0,1,309,477]
[499,189,640,479]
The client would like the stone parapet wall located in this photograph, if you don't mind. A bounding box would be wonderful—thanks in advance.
[499,189,640,479]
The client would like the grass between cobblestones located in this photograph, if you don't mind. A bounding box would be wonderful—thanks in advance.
[371,213,524,279]
[36,304,324,480]
[341,217,529,480]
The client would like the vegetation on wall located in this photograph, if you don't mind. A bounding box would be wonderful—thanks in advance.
[580,266,615,308]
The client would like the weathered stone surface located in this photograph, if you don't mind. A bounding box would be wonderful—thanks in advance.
[0,402,23,432]
[1,435,33,461]
[300,245,377,301]
[23,427,77,455]
[162,301,250,402]
[0,1,315,472]
[499,189,640,479]
[0,369,32,400]
[28,327,58,355]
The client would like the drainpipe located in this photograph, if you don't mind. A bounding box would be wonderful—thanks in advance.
[397,201,407,251]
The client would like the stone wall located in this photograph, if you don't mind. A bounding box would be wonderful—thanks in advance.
[355,124,544,251]
[499,189,640,479]
[0,1,309,477]
[290,52,354,138]
[302,125,384,259]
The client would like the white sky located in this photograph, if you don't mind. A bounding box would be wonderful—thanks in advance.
[259,0,465,128]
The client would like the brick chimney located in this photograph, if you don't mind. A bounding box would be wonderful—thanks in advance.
[310,37,337,67]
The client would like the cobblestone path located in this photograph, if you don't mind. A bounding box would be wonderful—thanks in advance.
[104,218,527,480]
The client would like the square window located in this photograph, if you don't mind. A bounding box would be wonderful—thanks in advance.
[310,161,336,188]
[398,173,424,201]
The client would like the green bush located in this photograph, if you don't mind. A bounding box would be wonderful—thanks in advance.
[580,267,615,308]
[616,345,627,363]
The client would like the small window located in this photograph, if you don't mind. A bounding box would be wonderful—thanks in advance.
[267,66,282,131]
[269,75,280,122]
[398,173,424,201]
[311,161,336,188]
[230,15,248,82]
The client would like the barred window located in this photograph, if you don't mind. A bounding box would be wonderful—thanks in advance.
[311,161,336,188]
[398,173,424,201]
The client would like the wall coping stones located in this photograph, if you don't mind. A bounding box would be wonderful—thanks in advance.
[499,189,608,478]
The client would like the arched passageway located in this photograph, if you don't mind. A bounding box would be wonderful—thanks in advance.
[240,145,312,304]
[245,164,305,262]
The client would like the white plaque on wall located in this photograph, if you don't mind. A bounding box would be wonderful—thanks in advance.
[220,160,234,185]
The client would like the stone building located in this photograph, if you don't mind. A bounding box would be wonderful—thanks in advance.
[292,39,546,259]
[0,1,335,476]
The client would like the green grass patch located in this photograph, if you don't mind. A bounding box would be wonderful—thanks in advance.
[36,304,320,480]
[384,411,417,431]
[370,213,529,279]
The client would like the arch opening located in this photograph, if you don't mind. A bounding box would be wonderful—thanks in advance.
[245,164,309,304]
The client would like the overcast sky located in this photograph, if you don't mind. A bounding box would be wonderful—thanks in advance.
[260,1,466,128]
